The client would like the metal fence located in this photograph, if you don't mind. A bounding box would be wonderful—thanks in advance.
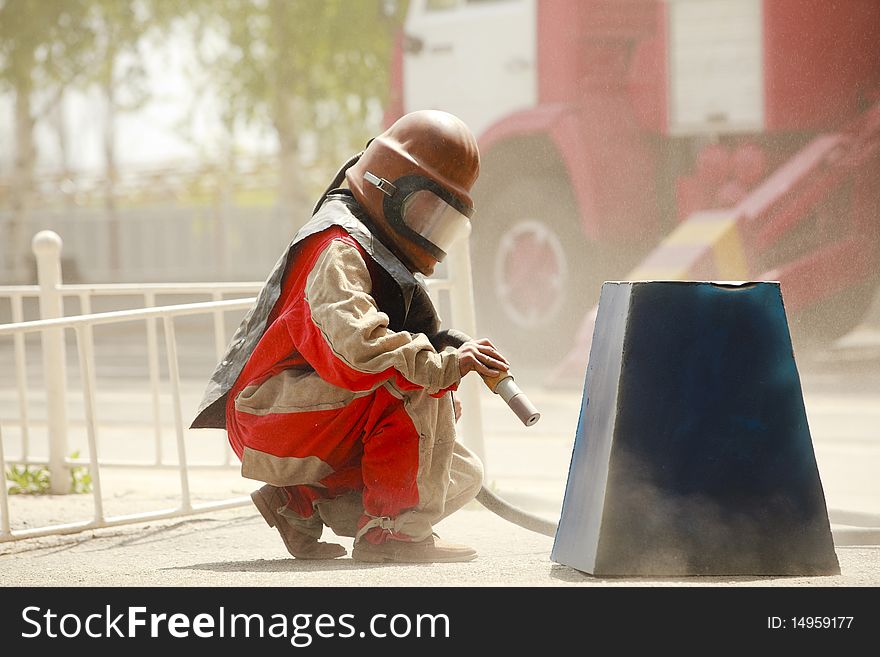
[0,230,485,542]
[1,204,295,284]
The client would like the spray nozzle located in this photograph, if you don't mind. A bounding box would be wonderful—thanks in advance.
[481,371,541,427]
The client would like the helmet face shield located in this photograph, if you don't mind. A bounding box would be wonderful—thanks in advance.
[365,171,475,261]
[401,189,472,256]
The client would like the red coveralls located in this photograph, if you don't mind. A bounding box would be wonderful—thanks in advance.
[225,218,482,544]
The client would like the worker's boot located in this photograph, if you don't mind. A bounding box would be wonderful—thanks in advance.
[251,484,346,559]
[351,534,476,563]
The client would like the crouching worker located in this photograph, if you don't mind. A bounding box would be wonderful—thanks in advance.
[190,111,509,563]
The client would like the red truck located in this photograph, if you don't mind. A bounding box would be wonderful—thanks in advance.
[386,0,880,372]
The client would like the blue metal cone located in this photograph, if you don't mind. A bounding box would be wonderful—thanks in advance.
[551,281,839,576]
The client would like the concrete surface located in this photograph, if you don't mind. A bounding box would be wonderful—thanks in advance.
[3,503,880,587]
[1,332,879,588]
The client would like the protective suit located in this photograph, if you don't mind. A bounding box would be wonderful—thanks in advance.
[192,110,502,562]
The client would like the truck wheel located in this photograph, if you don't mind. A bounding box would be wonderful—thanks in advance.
[470,175,600,368]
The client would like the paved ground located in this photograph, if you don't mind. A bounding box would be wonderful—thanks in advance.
[2,328,879,589]
[3,503,880,588]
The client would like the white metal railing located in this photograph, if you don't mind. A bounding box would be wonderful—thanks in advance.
[0,298,255,541]
[0,230,485,542]
[0,231,264,479]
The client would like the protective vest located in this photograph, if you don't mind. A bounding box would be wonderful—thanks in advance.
[190,189,446,430]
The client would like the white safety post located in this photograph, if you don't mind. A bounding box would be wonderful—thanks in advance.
[0,423,10,537]
[163,316,192,511]
[446,238,488,479]
[74,325,105,524]
[211,290,235,465]
[144,292,164,465]
[77,292,99,453]
[11,295,30,461]
[32,231,70,494]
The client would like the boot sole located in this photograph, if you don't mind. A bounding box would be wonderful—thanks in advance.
[351,547,477,564]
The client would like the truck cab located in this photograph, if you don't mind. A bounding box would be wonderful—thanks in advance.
[393,0,880,367]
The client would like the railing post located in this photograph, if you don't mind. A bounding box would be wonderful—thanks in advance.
[0,423,11,537]
[32,230,70,494]
[144,292,164,465]
[11,295,31,462]
[446,238,488,480]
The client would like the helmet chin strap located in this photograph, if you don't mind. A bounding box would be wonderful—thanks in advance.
[364,215,426,275]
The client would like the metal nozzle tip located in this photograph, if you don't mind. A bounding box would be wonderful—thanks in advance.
[508,393,541,427]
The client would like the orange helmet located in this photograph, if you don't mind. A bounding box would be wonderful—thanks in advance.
[346,110,480,262]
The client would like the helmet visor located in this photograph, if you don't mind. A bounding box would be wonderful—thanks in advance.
[401,189,472,255]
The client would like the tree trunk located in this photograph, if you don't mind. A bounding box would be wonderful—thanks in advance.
[215,117,236,279]
[269,0,307,228]
[6,75,36,283]
[103,55,120,277]
[274,93,307,227]
[51,91,76,211]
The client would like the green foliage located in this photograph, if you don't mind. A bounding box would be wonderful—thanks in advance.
[193,0,408,165]
[0,0,167,98]
[0,0,89,92]
[1,0,409,211]
[2,0,408,159]
[69,450,93,494]
[4,451,93,495]
[5,463,50,495]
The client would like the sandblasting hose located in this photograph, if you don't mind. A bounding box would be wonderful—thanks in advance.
[476,486,557,538]
[475,370,556,537]
[433,330,556,535]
